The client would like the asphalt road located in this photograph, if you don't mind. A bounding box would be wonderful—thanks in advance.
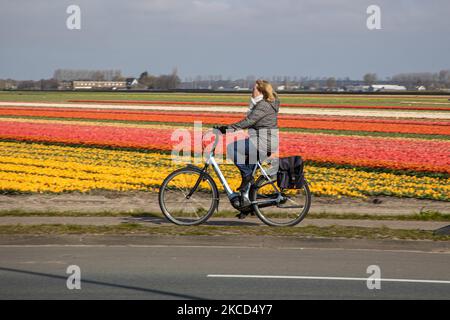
[1,240,449,300]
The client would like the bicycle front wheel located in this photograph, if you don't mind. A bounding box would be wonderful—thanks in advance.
[158,168,219,226]
[251,176,311,227]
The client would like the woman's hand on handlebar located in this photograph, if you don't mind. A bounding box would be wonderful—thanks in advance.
[213,125,228,134]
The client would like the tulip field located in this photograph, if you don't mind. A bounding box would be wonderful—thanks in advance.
[0,92,449,202]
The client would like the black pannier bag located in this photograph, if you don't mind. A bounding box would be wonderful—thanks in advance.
[277,156,304,189]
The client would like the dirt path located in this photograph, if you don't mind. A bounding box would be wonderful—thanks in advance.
[0,191,448,216]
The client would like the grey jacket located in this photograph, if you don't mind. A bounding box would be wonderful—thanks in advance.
[229,98,280,157]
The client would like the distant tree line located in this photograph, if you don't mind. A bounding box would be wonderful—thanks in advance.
[138,68,181,90]
[0,78,59,90]
[0,68,181,91]
[391,70,450,89]
[1,69,450,91]
[179,75,359,91]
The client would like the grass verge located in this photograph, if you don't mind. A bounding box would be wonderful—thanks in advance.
[0,223,448,241]
[0,209,449,221]
[307,210,450,221]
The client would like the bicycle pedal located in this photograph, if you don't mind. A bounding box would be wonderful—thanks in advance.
[235,212,248,220]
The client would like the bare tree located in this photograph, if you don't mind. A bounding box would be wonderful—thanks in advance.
[363,73,378,85]
[138,71,156,89]
[326,77,337,89]
[53,69,122,81]
[92,71,105,81]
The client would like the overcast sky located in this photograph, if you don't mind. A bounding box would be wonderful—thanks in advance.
[1,0,449,80]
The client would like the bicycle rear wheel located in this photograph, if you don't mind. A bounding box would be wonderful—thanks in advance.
[251,175,311,227]
[158,168,219,226]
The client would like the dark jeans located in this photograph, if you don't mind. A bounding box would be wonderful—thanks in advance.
[227,139,269,178]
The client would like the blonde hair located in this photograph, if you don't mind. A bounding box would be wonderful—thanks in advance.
[256,79,277,102]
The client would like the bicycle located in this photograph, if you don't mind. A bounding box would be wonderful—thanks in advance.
[158,129,311,226]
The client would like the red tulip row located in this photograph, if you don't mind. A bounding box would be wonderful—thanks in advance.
[0,120,448,173]
[1,106,449,135]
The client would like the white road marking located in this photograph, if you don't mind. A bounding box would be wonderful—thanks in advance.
[207,274,450,284]
[1,101,450,119]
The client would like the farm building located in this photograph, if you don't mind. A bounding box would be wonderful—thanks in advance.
[72,80,127,90]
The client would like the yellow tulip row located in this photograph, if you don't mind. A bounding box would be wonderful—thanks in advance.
[0,141,448,200]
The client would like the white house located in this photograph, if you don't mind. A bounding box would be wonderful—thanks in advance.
[233,86,249,91]
[370,84,407,91]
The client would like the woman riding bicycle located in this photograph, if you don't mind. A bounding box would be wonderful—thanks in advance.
[215,80,280,215]
[160,80,310,226]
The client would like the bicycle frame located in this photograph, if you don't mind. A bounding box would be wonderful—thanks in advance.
[199,130,282,205]
[207,155,276,198]
[178,130,307,223]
